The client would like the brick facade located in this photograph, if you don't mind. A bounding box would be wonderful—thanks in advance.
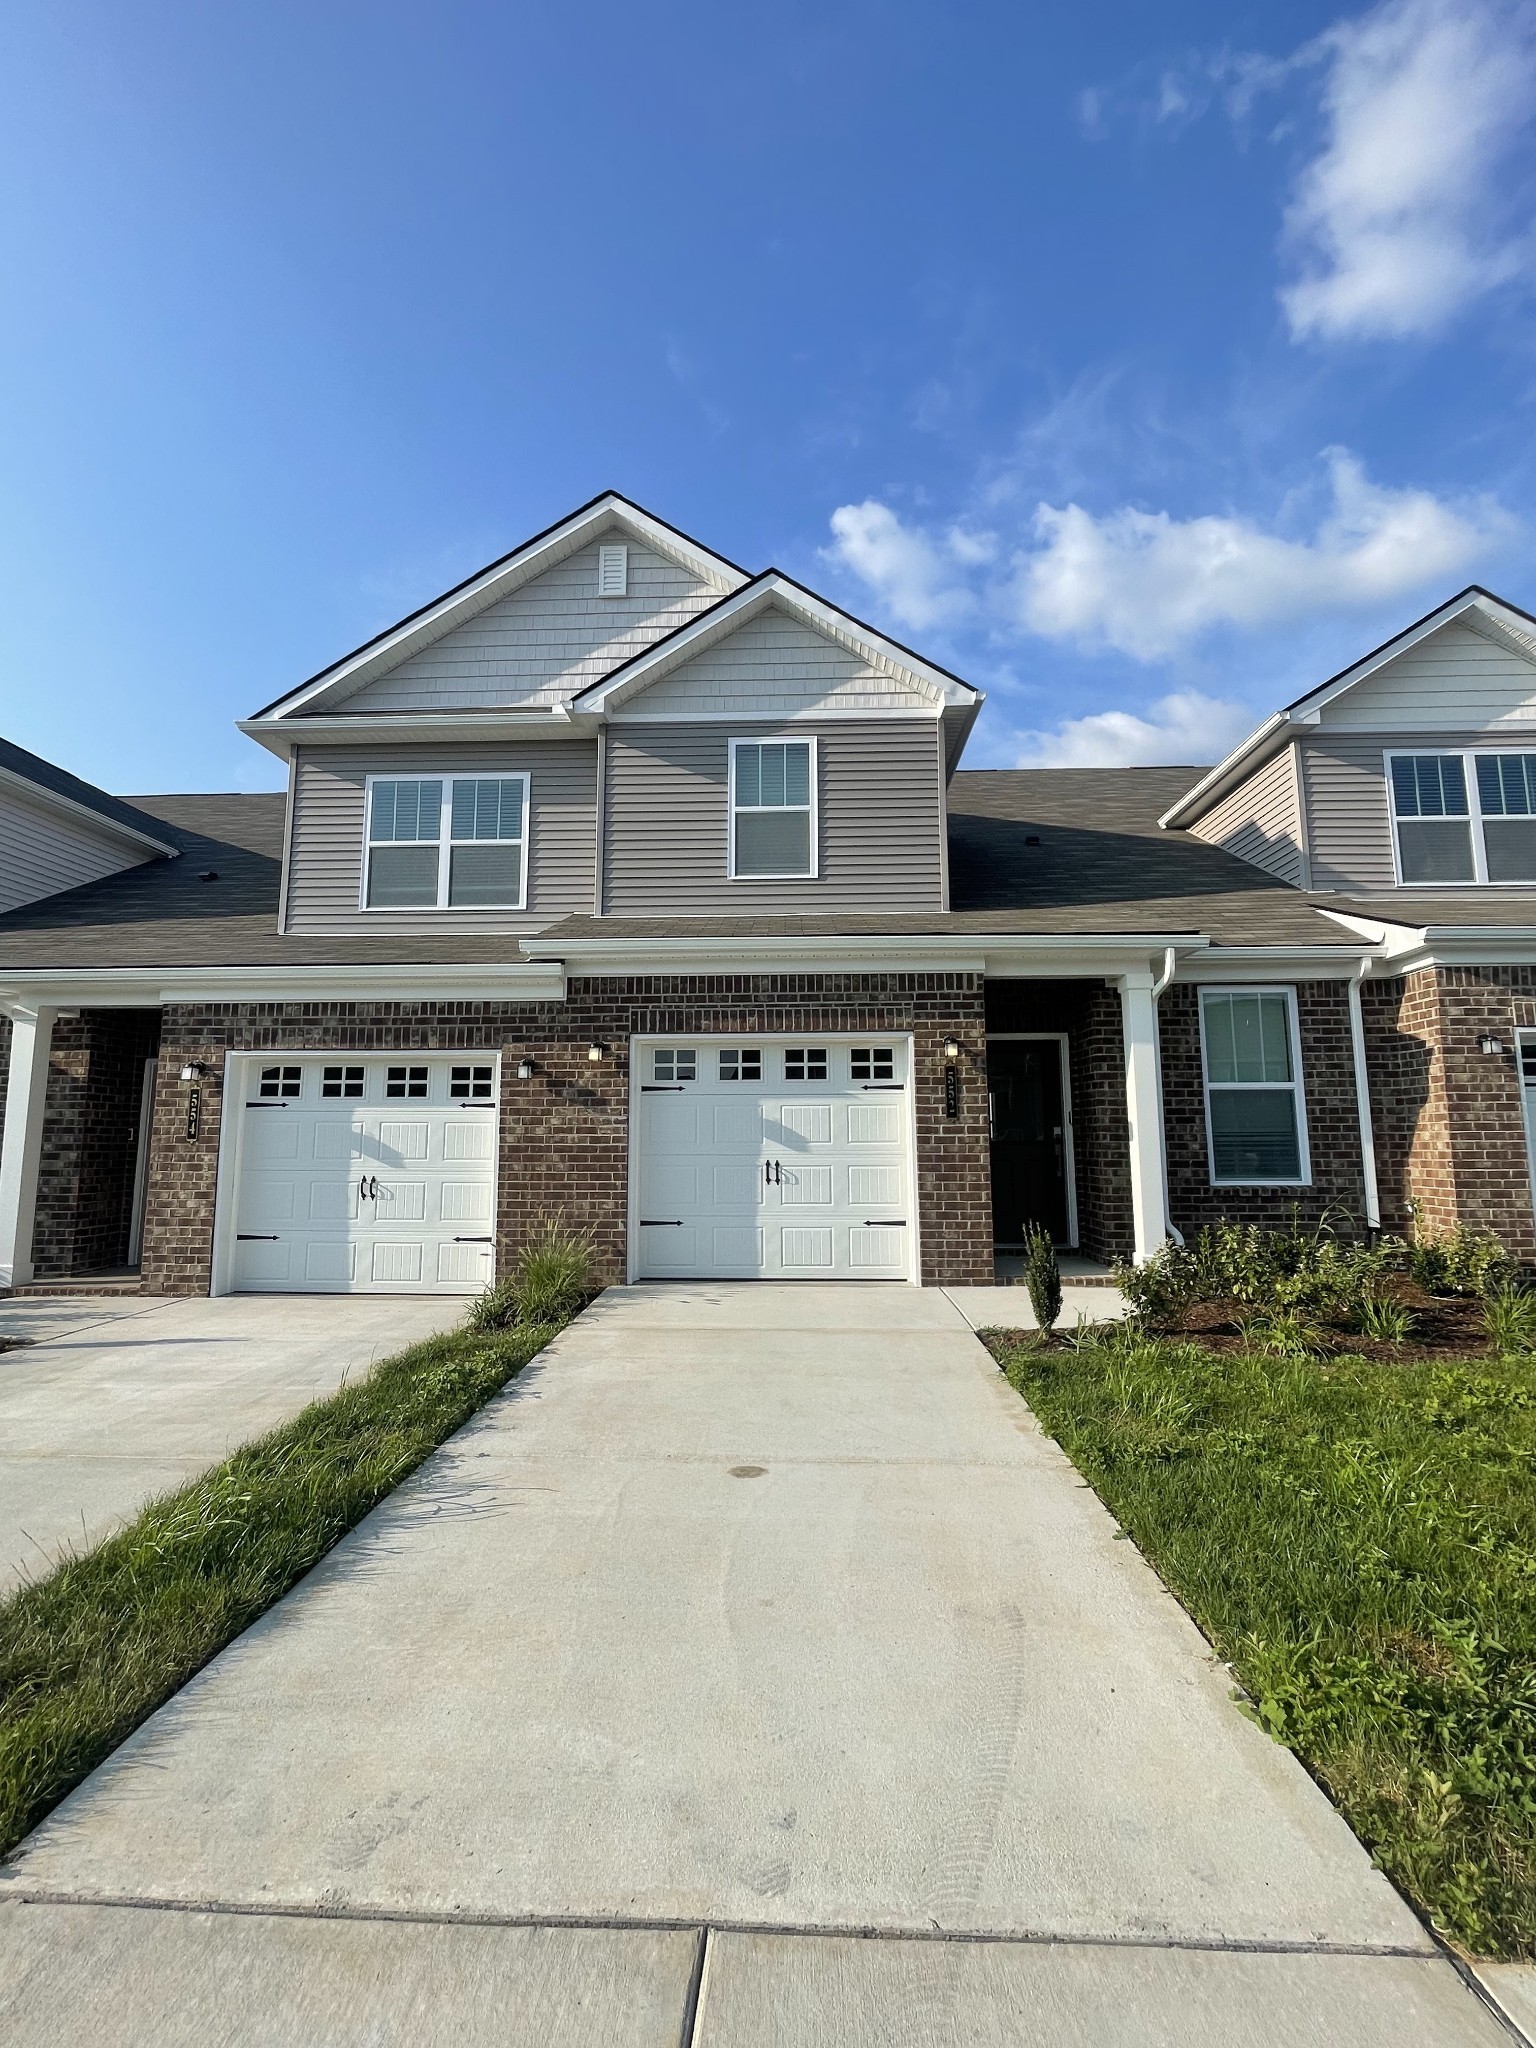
[1363,966,1536,1259]
[1159,980,1370,1238]
[139,972,993,1296]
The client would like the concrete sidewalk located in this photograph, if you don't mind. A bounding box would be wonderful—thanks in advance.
[0,1284,1512,2045]
[0,1293,462,1591]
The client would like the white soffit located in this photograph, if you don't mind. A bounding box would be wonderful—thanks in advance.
[246,494,750,724]
[570,573,983,715]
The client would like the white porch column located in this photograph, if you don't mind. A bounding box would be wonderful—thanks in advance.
[1117,972,1169,1262]
[0,1004,57,1289]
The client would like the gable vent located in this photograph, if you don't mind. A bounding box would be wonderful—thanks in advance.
[597,543,628,597]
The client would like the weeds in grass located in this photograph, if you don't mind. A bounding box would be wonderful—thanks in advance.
[466,1215,595,1332]
[1239,1308,1329,1359]
[985,1328,1536,1959]
[1022,1224,1062,1334]
[0,1316,565,1860]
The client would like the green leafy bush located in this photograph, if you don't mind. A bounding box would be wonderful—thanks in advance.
[466,1215,596,1332]
[1022,1223,1062,1333]
[1406,1221,1517,1299]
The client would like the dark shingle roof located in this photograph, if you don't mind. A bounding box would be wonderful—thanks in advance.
[0,737,180,850]
[0,764,1382,971]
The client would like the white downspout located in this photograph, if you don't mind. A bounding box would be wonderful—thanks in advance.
[1347,954,1382,1231]
[1150,947,1184,1248]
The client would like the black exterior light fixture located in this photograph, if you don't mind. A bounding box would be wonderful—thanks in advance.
[179,1062,207,1082]
[516,1057,536,1081]
[943,1038,960,1061]
[1476,1033,1507,1056]
[587,1042,608,1063]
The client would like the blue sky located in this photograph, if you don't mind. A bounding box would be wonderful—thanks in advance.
[3,0,1534,793]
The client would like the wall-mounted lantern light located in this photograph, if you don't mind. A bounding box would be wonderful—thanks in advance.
[179,1062,207,1082]
[943,1038,960,1061]
[587,1042,607,1063]
[516,1058,536,1081]
[1476,1033,1506,1056]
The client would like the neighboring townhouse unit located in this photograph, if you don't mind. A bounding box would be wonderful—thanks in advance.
[2,496,1536,1298]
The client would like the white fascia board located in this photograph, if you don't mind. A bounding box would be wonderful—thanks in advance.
[0,765,180,860]
[1175,943,1372,982]
[252,496,749,723]
[521,930,1211,980]
[237,709,599,760]
[572,575,982,716]
[1157,714,1290,830]
[0,963,568,1008]
[1158,591,1536,833]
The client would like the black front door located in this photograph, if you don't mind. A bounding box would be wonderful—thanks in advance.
[988,1038,1072,1248]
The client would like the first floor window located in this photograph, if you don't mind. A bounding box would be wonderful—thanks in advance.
[365,775,528,909]
[1199,990,1308,1185]
[1389,750,1536,885]
[731,739,815,878]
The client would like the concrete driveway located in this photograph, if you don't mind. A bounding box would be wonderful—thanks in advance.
[0,1294,463,1592]
[0,1284,1513,2045]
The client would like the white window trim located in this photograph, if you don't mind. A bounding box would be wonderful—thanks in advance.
[1384,746,1536,888]
[727,736,819,882]
[1198,985,1312,1188]
[360,772,530,912]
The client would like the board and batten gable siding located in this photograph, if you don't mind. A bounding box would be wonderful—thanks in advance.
[632,609,937,718]
[602,719,944,916]
[1315,620,1536,730]
[0,788,150,914]
[1187,745,1304,886]
[283,742,598,934]
[330,537,726,715]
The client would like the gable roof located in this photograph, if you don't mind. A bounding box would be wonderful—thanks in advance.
[1159,586,1536,831]
[0,735,180,858]
[245,491,750,724]
[569,571,982,735]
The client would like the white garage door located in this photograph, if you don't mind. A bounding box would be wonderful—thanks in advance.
[228,1055,499,1294]
[633,1036,915,1281]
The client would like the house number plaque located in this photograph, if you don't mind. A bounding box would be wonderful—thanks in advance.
[185,1087,201,1141]
[944,1064,959,1120]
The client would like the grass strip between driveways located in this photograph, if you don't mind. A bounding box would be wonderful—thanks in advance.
[984,1330,1536,1962]
[0,1318,560,1861]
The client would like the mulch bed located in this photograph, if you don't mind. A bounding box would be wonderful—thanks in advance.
[993,1275,1495,1362]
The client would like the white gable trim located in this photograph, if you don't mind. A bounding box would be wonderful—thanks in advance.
[0,763,179,860]
[570,573,982,715]
[1160,588,1536,831]
[247,494,749,725]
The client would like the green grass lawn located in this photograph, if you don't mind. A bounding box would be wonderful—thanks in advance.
[0,1319,559,1861]
[985,1329,1536,1961]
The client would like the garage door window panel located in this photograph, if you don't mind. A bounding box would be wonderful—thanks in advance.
[731,740,816,879]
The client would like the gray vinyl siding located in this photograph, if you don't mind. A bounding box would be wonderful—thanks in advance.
[602,719,944,916]
[1316,620,1536,730]
[1188,746,1304,886]
[638,610,936,717]
[333,537,725,714]
[0,790,147,914]
[284,742,598,935]
[1298,728,1536,893]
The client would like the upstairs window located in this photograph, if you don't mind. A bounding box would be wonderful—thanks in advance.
[1199,989,1309,1186]
[1388,750,1536,886]
[365,775,528,909]
[730,739,816,879]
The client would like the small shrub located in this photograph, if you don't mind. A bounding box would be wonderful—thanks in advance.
[1022,1223,1063,1333]
[1481,1283,1536,1357]
[465,1216,595,1332]
[1408,1221,1517,1299]
[1356,1292,1417,1345]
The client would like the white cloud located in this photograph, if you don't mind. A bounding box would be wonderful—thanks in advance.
[823,501,978,630]
[1015,450,1502,659]
[1281,0,1535,339]
[1013,690,1255,769]
[828,452,1505,665]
